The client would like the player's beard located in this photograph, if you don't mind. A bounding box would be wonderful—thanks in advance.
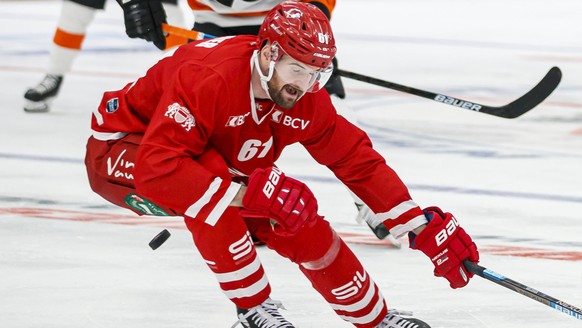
[267,76,304,109]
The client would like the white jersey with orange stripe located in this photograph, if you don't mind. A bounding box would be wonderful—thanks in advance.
[188,0,335,27]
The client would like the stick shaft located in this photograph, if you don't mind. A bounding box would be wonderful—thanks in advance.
[464,260,582,320]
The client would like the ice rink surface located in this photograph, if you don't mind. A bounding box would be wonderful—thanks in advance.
[1,0,581,327]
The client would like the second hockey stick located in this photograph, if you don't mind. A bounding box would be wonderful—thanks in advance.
[464,260,582,320]
[339,68,562,119]
[161,24,562,119]
[162,23,213,41]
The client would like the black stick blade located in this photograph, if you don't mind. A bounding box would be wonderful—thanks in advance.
[480,66,562,118]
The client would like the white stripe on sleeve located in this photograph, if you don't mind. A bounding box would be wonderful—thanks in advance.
[205,182,241,226]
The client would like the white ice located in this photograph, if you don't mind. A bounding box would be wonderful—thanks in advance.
[1,0,581,327]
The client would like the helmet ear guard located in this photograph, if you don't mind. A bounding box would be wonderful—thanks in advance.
[268,43,280,62]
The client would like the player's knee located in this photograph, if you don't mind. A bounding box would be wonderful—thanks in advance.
[300,224,342,271]
[268,216,335,263]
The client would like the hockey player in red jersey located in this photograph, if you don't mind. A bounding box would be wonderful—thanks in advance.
[85,2,479,327]
[119,0,395,242]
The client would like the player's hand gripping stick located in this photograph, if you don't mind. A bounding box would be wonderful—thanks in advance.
[409,207,479,288]
[241,167,320,236]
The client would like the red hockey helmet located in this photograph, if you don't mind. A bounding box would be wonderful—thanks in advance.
[258,1,336,69]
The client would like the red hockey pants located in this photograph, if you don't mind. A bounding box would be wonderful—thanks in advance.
[85,134,387,327]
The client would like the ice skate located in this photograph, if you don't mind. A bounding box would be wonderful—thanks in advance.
[233,298,295,328]
[376,310,431,328]
[23,74,63,113]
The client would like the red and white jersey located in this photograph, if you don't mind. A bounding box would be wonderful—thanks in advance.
[187,0,336,27]
[91,36,426,237]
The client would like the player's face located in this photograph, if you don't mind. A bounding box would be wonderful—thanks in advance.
[267,55,320,109]
[267,75,304,109]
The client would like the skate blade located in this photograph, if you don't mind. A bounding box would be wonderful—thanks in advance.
[23,99,51,113]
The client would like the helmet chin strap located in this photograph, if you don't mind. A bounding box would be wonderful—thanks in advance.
[251,50,275,98]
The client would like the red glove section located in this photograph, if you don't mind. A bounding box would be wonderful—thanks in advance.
[242,167,320,236]
[409,207,479,289]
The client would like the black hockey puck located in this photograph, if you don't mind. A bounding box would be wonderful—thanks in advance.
[149,229,171,250]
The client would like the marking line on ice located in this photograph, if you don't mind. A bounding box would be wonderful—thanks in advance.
[1,148,581,204]
[1,207,581,261]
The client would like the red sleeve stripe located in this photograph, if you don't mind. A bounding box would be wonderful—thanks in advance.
[389,214,429,239]
[374,200,420,222]
[184,177,241,226]
[214,254,262,283]
[373,200,427,237]
[185,177,222,218]
[205,181,241,226]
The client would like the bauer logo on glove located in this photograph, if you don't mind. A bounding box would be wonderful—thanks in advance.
[262,166,282,199]
[241,167,321,236]
[434,215,459,246]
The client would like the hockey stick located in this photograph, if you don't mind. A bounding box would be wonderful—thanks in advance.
[338,68,562,119]
[161,24,562,119]
[162,23,213,40]
[463,260,582,320]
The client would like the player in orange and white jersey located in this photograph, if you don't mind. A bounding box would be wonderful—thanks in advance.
[188,0,335,35]
[22,0,185,113]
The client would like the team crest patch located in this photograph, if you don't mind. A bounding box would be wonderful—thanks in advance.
[105,98,119,113]
[123,193,169,216]
[165,103,195,131]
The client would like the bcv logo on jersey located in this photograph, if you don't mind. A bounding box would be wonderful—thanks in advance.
[271,110,310,130]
